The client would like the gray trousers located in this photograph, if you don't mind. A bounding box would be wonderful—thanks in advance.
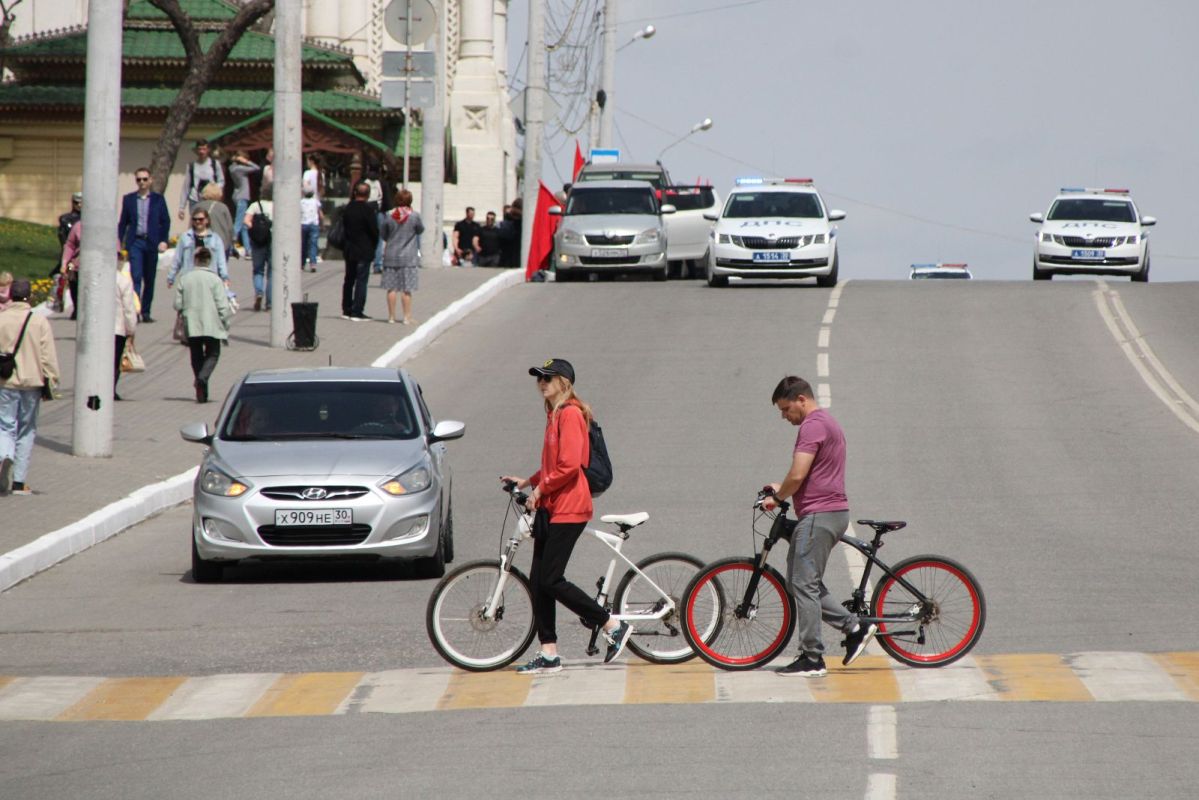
[786,510,855,656]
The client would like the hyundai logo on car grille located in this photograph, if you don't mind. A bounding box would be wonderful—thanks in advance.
[301,487,328,500]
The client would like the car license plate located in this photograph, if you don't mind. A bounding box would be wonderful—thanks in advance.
[1070,249,1104,260]
[753,251,790,263]
[274,508,352,527]
[590,248,628,258]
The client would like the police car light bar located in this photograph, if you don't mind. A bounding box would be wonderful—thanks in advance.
[735,177,815,186]
[1060,187,1130,194]
[735,177,765,185]
[910,263,968,269]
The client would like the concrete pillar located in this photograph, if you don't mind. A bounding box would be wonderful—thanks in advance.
[270,0,303,348]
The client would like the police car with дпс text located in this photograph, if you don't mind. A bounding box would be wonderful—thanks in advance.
[1029,187,1156,282]
[703,178,845,288]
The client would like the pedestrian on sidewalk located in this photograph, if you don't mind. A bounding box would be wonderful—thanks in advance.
[243,198,272,311]
[174,248,232,404]
[500,359,631,673]
[379,189,424,325]
[0,279,61,496]
[474,211,502,266]
[0,272,12,312]
[167,207,229,304]
[59,215,83,319]
[118,168,171,320]
[195,182,234,262]
[227,150,260,257]
[339,181,379,321]
[301,188,323,272]
[452,207,480,266]
[178,138,224,222]
[113,259,140,402]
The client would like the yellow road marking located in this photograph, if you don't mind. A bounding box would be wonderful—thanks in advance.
[246,672,364,718]
[1154,652,1199,701]
[0,677,15,693]
[438,670,531,710]
[976,654,1093,701]
[809,656,901,703]
[56,677,187,721]
[624,661,715,705]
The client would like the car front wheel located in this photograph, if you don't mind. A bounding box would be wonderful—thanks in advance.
[414,527,447,579]
[1033,258,1052,281]
[816,252,839,288]
[706,260,728,288]
[1132,251,1150,283]
[191,535,223,583]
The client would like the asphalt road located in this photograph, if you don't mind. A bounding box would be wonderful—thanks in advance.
[2,277,1198,799]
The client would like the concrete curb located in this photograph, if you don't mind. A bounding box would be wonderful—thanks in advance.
[0,268,526,593]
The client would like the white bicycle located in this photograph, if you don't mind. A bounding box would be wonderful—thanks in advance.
[426,481,717,671]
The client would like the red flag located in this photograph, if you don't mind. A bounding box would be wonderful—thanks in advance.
[526,181,561,280]
[572,141,586,181]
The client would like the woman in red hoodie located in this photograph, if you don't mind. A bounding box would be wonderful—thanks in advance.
[502,358,631,674]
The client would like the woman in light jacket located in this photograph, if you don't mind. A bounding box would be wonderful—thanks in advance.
[173,247,232,403]
[113,260,140,401]
[378,189,424,324]
[500,358,631,674]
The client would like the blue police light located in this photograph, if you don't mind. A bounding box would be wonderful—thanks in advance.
[735,177,765,186]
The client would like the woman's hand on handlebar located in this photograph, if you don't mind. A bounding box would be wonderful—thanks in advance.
[499,476,537,511]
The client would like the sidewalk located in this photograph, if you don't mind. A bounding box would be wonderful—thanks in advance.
[0,260,516,571]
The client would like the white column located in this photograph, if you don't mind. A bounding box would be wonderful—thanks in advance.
[493,0,509,82]
[420,0,446,270]
[270,0,303,348]
[598,0,616,148]
[519,0,544,271]
[460,0,494,59]
[71,0,122,457]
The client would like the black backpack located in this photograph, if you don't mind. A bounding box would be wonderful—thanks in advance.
[584,419,613,497]
[249,201,272,246]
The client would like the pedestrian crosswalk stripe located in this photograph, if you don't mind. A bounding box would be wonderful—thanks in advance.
[0,651,1196,723]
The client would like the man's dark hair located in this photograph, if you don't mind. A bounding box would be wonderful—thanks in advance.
[194,138,209,148]
[353,181,370,199]
[194,247,212,265]
[771,376,814,404]
[465,206,475,214]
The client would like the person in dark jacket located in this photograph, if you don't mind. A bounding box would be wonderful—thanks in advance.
[339,181,380,321]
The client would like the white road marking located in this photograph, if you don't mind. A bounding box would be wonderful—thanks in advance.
[818,383,831,408]
[0,676,105,720]
[714,663,815,704]
[822,308,836,325]
[525,664,626,707]
[818,327,831,348]
[150,673,281,721]
[1094,281,1199,434]
[890,655,997,702]
[817,352,830,377]
[1070,652,1189,702]
[865,773,897,800]
[867,705,897,758]
[344,669,453,714]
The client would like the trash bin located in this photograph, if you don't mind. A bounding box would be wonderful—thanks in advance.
[287,300,319,351]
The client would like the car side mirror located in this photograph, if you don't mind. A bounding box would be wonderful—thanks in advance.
[428,420,465,443]
[180,421,213,445]
[1029,212,1044,223]
[703,212,719,221]
[659,204,676,215]
[548,206,562,216]
[828,209,846,221]
[1141,215,1157,226]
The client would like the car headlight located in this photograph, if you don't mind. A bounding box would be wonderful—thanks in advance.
[635,228,661,244]
[381,459,432,496]
[718,233,730,244]
[1125,235,1138,245]
[1041,233,1053,243]
[561,229,584,244]
[201,466,249,497]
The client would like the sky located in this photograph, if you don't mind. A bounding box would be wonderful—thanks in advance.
[509,0,1199,281]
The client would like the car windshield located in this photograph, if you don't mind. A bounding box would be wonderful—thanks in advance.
[579,170,666,189]
[565,188,657,215]
[724,192,824,219]
[1047,198,1136,222]
[220,381,420,441]
[661,186,716,211]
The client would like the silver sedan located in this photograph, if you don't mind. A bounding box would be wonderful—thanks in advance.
[180,367,464,582]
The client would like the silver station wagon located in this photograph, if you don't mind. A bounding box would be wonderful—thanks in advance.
[181,367,464,582]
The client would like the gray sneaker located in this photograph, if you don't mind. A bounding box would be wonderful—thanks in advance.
[604,621,633,663]
[515,652,562,674]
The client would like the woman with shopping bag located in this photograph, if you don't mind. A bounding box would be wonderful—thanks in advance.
[114,258,140,401]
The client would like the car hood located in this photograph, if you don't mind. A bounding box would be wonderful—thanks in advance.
[210,438,427,479]
[1040,220,1140,235]
[717,218,829,235]
[560,213,661,234]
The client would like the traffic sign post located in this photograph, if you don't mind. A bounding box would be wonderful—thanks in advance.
[381,0,438,188]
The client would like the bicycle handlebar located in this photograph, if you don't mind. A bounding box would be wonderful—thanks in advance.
[755,486,790,511]
[501,479,530,509]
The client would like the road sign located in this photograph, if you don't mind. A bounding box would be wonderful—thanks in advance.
[508,88,560,125]
[382,79,436,109]
[382,50,436,79]
[589,148,620,164]
[383,0,436,45]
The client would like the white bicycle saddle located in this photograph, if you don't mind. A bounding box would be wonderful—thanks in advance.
[600,512,650,529]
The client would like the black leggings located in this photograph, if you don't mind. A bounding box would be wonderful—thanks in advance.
[529,512,610,645]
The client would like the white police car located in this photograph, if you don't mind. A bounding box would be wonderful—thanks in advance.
[1030,188,1156,282]
[703,178,845,288]
[910,263,972,280]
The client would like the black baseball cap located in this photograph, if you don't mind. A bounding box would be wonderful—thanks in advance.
[529,358,575,384]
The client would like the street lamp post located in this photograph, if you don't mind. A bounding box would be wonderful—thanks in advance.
[657,117,713,161]
[594,3,656,150]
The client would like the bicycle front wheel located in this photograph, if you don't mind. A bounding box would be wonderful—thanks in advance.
[682,558,795,671]
[426,560,536,671]
[871,555,985,668]
[614,551,709,664]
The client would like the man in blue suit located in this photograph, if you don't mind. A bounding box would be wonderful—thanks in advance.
[118,167,172,322]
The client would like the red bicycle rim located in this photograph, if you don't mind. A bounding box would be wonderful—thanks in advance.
[876,560,980,664]
[687,562,791,666]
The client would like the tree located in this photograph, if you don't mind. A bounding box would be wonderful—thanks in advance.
[0,0,27,78]
[145,0,274,193]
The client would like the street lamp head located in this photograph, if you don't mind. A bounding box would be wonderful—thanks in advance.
[639,25,656,40]
[691,118,714,133]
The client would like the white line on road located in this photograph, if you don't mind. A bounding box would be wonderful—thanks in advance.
[818,383,832,408]
[822,308,836,325]
[817,352,830,377]
[818,327,830,349]
[865,773,897,800]
[867,705,897,759]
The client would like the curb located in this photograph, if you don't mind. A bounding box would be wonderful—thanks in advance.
[0,268,526,593]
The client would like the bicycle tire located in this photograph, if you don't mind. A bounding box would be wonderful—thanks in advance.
[613,551,709,664]
[871,555,985,668]
[682,558,795,671]
[426,559,536,671]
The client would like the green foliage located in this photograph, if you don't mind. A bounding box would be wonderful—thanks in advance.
[0,217,60,280]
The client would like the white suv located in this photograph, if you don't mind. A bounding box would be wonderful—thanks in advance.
[1030,188,1156,282]
[704,178,845,287]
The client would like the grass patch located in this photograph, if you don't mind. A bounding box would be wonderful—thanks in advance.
[0,217,61,280]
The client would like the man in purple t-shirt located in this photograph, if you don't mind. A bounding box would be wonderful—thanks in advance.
[762,376,876,678]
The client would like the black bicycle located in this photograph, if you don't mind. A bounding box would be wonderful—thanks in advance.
[680,488,986,670]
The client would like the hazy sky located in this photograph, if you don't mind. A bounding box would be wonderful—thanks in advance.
[510,0,1199,281]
